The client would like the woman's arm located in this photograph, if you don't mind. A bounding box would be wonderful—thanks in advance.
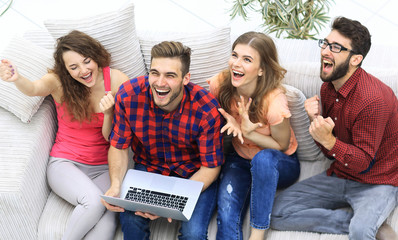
[244,117,291,151]
[99,68,129,141]
[0,59,61,97]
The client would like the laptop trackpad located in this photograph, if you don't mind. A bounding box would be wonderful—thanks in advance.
[150,176,176,192]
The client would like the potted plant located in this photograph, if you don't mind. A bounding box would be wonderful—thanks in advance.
[230,0,334,39]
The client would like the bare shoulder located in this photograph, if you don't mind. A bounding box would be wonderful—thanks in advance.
[110,68,129,93]
[42,72,63,101]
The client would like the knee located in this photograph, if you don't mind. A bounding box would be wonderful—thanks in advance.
[251,149,279,169]
[179,225,208,240]
[349,223,377,240]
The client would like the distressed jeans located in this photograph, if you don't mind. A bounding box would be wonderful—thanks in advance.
[120,164,218,240]
[271,171,398,240]
[216,149,300,240]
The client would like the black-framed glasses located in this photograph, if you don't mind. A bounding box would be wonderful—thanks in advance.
[318,39,356,54]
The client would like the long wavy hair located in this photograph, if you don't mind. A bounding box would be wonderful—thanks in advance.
[218,32,286,123]
[52,30,111,122]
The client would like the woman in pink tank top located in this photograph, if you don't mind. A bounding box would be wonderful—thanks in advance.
[0,30,129,240]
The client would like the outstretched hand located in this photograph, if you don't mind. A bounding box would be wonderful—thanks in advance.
[0,59,19,82]
[218,108,244,144]
[237,96,263,136]
[218,96,263,144]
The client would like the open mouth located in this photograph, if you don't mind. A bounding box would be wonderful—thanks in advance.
[322,59,334,73]
[232,70,245,79]
[155,88,170,96]
[81,72,93,82]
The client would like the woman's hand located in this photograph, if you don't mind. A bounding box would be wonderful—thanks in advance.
[237,96,263,137]
[0,59,19,82]
[99,92,115,115]
[218,108,244,144]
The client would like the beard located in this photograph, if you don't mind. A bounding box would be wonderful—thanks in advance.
[320,55,351,82]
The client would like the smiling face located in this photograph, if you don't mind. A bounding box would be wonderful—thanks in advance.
[148,57,190,113]
[320,30,354,83]
[228,44,263,96]
[63,50,99,88]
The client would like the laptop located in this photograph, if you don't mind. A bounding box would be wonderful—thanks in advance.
[101,169,204,221]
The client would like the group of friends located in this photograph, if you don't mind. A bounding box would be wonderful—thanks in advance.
[1,16,398,240]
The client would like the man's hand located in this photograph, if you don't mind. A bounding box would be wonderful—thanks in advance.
[135,211,172,223]
[101,187,125,212]
[305,95,321,122]
[309,115,336,150]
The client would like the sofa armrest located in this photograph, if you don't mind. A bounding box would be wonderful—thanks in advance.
[0,97,57,239]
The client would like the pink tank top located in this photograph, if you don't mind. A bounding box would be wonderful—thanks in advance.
[50,67,111,165]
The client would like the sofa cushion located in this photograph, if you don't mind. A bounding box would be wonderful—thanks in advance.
[0,36,54,123]
[0,97,56,239]
[138,27,231,90]
[283,84,324,162]
[44,2,147,79]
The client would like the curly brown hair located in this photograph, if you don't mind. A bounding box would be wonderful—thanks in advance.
[218,32,286,123]
[53,30,111,122]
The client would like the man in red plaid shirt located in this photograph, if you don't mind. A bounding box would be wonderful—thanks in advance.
[102,41,224,239]
[271,17,398,240]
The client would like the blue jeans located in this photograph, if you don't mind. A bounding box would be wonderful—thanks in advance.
[271,171,398,240]
[216,149,300,240]
[120,164,218,240]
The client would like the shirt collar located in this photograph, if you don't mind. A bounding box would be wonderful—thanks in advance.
[327,67,363,98]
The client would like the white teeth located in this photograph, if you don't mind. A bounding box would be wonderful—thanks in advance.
[323,60,332,65]
[82,73,91,79]
[233,70,244,76]
[156,89,169,93]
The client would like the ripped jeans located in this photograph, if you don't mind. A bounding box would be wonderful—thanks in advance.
[216,149,300,240]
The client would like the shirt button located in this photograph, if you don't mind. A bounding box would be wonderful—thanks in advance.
[334,117,337,121]
[345,163,348,167]
[163,127,168,131]
[332,153,336,157]
[336,99,339,102]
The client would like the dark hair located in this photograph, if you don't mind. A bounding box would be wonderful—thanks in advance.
[218,31,286,123]
[332,16,371,66]
[150,41,191,77]
[53,30,111,122]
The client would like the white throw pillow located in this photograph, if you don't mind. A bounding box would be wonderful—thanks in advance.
[138,27,231,90]
[282,62,322,98]
[44,2,146,79]
[283,84,324,162]
[0,36,54,123]
[23,29,56,51]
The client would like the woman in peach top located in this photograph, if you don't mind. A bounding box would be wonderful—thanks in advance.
[207,31,300,240]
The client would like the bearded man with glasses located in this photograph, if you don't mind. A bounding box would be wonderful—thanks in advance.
[270,17,398,240]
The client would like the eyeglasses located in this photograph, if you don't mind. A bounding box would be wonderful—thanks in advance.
[318,39,356,54]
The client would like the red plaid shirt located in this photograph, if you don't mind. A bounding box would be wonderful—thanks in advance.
[320,68,398,186]
[110,76,224,178]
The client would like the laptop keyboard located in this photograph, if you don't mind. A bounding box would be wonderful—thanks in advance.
[125,187,188,212]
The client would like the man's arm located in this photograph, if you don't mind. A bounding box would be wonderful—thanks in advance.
[189,165,221,192]
[101,146,129,212]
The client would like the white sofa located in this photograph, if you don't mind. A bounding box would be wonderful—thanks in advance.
[1,2,398,240]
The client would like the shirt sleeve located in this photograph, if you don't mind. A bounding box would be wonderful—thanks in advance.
[324,98,389,173]
[109,88,133,149]
[266,90,291,126]
[197,102,224,168]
